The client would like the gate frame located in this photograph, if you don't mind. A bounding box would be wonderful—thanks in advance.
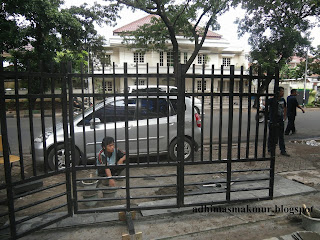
[0,61,279,239]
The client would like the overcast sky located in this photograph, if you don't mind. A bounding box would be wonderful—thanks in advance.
[63,1,320,52]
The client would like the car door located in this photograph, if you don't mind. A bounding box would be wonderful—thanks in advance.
[136,98,176,155]
[73,99,137,160]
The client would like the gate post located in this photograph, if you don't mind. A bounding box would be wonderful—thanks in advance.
[0,58,17,239]
[61,62,73,215]
[177,64,186,207]
[269,67,280,199]
[226,66,235,202]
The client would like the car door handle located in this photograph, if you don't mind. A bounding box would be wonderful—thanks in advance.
[169,123,174,126]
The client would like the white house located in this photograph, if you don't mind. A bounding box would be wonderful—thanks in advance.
[91,15,249,94]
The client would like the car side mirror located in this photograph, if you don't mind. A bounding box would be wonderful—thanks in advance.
[90,118,101,129]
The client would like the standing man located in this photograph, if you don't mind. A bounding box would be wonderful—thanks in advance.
[285,89,305,135]
[268,87,290,156]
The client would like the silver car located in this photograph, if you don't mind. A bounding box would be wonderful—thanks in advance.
[34,96,202,170]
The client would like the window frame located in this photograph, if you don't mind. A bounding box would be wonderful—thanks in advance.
[223,57,231,67]
[134,52,145,63]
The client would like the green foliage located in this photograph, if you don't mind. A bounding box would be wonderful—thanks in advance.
[55,50,88,73]
[236,0,320,73]
[280,65,302,80]
[2,0,118,104]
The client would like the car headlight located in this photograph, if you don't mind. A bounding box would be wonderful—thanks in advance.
[34,132,52,143]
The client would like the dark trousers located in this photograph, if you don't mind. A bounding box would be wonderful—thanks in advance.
[268,121,286,153]
[285,115,296,134]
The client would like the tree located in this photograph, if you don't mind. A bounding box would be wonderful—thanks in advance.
[279,65,301,80]
[235,0,320,74]
[106,0,231,84]
[306,45,320,76]
[2,0,119,107]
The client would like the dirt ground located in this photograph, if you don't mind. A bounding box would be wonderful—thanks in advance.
[0,139,320,234]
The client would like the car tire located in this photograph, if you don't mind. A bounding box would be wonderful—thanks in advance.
[48,144,80,171]
[256,111,265,123]
[169,137,193,161]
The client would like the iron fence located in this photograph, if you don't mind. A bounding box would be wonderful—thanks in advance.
[0,60,279,239]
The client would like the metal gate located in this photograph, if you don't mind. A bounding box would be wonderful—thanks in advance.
[0,61,279,239]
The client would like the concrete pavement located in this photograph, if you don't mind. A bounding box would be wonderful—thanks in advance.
[3,170,317,240]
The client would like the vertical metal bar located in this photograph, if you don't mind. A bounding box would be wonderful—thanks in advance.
[226,66,235,202]
[146,63,150,164]
[136,64,140,164]
[80,62,87,165]
[166,63,170,163]
[269,67,279,199]
[209,65,214,162]
[124,63,131,211]
[237,67,244,160]
[27,61,37,176]
[91,62,97,163]
[113,62,117,155]
[254,68,262,159]
[200,64,205,161]
[218,66,223,160]
[61,63,73,215]
[39,61,48,173]
[14,59,25,179]
[177,64,185,207]
[246,67,253,158]
[68,62,77,214]
[262,75,270,158]
[156,63,160,164]
[0,57,17,239]
[51,63,58,171]
[102,63,107,140]
[191,64,195,162]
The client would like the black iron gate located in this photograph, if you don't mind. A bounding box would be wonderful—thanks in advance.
[0,61,279,239]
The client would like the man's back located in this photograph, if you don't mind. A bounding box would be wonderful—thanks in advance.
[287,95,298,116]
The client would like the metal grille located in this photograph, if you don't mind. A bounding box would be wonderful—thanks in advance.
[0,60,279,239]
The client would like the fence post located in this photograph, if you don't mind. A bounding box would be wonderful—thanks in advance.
[269,67,279,199]
[177,64,186,207]
[0,57,17,239]
[60,62,73,215]
[226,65,235,202]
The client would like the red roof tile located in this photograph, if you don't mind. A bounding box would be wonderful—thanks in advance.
[113,15,221,39]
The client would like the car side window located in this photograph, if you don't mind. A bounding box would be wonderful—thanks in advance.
[169,88,178,94]
[138,98,172,119]
[80,99,136,125]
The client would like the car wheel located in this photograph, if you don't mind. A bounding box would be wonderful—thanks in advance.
[48,144,80,171]
[256,111,265,123]
[169,137,193,161]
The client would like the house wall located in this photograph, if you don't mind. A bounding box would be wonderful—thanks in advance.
[92,36,249,94]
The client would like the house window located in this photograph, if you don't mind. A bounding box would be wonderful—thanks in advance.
[223,58,231,66]
[198,54,208,65]
[197,80,207,91]
[104,81,113,92]
[134,52,144,63]
[183,52,188,64]
[160,51,164,66]
[134,79,145,85]
[105,55,111,66]
[167,51,174,66]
